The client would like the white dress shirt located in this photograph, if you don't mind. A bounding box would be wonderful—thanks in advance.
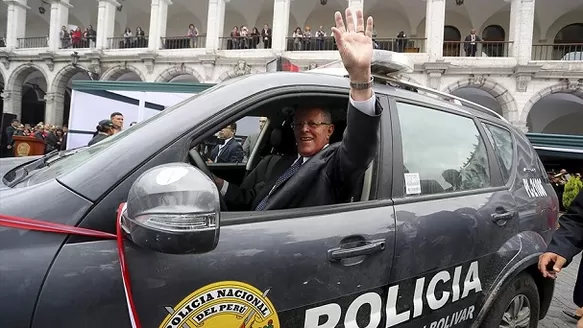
[220,93,377,195]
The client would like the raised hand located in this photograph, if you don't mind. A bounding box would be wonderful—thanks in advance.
[331,7,374,82]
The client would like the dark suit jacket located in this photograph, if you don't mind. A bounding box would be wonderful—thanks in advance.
[210,138,244,163]
[547,189,583,264]
[225,99,382,211]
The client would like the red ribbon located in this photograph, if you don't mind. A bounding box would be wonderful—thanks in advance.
[0,204,141,328]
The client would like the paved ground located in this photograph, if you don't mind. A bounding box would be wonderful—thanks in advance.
[539,253,581,327]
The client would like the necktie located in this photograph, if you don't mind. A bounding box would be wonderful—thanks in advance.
[255,157,303,211]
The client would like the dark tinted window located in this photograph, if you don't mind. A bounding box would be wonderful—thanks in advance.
[482,123,514,183]
[397,102,491,196]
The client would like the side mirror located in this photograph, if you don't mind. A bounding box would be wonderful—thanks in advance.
[121,163,220,254]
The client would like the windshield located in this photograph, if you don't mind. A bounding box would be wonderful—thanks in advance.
[11,80,241,187]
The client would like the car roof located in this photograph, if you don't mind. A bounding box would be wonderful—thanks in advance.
[257,71,509,126]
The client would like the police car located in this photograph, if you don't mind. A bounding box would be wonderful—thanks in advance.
[0,50,558,328]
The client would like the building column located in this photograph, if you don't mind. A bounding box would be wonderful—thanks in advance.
[205,0,226,50]
[44,92,65,126]
[3,0,30,50]
[95,0,119,49]
[48,0,73,51]
[272,0,291,52]
[1,90,23,119]
[508,0,535,64]
[348,0,363,11]
[147,0,172,50]
[424,0,446,61]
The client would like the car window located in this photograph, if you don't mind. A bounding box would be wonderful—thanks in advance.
[397,102,491,196]
[482,123,514,184]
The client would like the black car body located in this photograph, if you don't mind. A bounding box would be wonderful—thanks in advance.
[0,65,558,328]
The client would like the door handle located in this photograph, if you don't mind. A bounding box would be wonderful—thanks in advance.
[327,239,386,261]
[491,211,516,226]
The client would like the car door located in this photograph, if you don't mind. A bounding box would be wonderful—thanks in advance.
[385,100,518,328]
[31,92,396,328]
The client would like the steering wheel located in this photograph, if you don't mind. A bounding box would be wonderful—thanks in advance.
[188,148,229,211]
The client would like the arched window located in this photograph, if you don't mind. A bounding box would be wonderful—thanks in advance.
[444,25,461,56]
[553,23,583,60]
[483,25,506,57]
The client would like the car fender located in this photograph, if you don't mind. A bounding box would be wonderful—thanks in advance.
[471,231,554,328]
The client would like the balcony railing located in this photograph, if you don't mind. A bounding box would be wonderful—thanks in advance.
[60,37,96,49]
[219,36,271,50]
[161,35,207,49]
[282,36,426,52]
[107,36,148,49]
[532,43,583,60]
[17,37,48,49]
[443,41,513,57]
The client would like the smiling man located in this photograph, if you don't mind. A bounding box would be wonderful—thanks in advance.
[214,7,381,211]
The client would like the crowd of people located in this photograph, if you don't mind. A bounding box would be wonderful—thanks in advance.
[2,119,68,157]
[549,169,583,211]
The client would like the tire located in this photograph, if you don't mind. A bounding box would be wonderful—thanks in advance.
[480,273,540,328]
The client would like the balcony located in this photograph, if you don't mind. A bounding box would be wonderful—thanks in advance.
[532,43,583,60]
[443,41,514,57]
[17,37,48,49]
[283,36,426,52]
[219,36,270,50]
[107,36,148,50]
[160,35,207,50]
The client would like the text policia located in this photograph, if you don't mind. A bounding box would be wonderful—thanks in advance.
[303,261,482,328]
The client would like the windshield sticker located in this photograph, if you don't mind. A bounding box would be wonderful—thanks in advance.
[523,178,547,198]
[159,281,280,328]
[404,173,422,195]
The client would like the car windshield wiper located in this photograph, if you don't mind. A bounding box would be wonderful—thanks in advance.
[5,149,82,187]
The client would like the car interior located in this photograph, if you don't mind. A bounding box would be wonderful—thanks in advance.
[187,94,375,212]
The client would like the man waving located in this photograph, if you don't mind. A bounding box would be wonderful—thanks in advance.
[215,7,382,211]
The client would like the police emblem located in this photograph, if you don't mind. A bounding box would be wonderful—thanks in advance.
[159,281,280,328]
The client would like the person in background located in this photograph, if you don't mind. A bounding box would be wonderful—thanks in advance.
[539,189,583,328]
[208,123,244,163]
[88,120,115,146]
[3,119,19,157]
[110,112,124,133]
[242,117,267,160]
[464,29,482,57]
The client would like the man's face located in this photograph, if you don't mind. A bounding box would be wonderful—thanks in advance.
[11,121,19,127]
[470,29,476,35]
[218,125,235,139]
[259,117,267,130]
[293,108,334,157]
[111,115,124,129]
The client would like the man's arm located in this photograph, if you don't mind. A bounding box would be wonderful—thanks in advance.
[227,143,245,163]
[546,190,583,262]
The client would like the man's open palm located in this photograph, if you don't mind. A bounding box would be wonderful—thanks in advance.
[331,8,373,78]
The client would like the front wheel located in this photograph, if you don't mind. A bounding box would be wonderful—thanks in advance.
[480,273,540,328]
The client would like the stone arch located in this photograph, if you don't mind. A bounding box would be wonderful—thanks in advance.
[155,65,204,83]
[520,81,583,124]
[443,78,518,118]
[100,64,146,81]
[49,64,92,93]
[217,61,262,82]
[6,63,49,91]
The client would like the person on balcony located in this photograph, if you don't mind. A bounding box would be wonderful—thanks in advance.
[250,27,260,49]
[123,28,133,48]
[71,27,82,48]
[464,29,482,57]
[230,26,240,50]
[187,24,199,48]
[136,26,146,47]
[60,26,70,49]
[293,27,303,50]
[261,24,272,49]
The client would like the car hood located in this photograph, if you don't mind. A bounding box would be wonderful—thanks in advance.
[0,156,42,181]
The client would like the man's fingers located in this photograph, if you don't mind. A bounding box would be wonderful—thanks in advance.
[365,16,373,38]
[355,9,365,33]
[538,255,550,276]
[554,256,567,272]
[331,27,344,49]
[345,7,355,32]
[334,11,345,33]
